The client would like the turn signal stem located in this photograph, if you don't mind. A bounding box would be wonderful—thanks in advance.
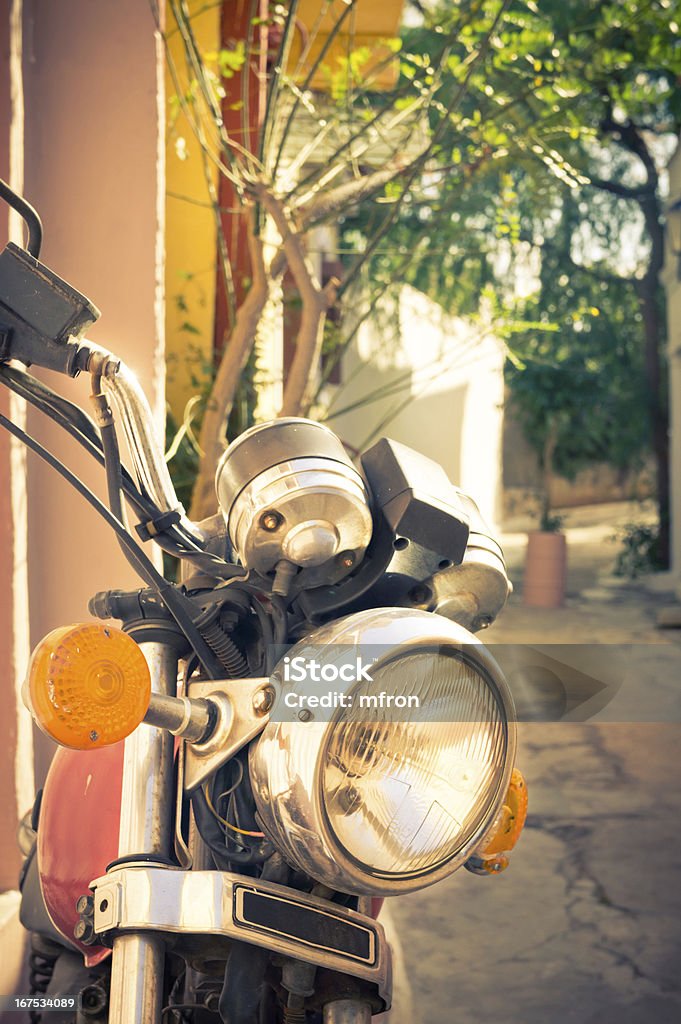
[143,693,217,744]
[24,622,222,750]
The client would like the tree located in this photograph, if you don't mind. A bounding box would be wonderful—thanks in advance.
[154,0,520,519]
[505,193,651,527]
[157,0,680,556]
[511,0,679,563]
[344,0,679,559]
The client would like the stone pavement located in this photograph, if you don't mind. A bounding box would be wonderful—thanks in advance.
[384,504,681,1024]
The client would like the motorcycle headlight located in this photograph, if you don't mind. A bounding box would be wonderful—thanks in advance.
[249,608,516,896]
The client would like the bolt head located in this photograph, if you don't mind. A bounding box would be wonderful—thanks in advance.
[260,510,283,531]
[73,919,95,944]
[80,984,108,1016]
[75,894,94,916]
[337,550,355,569]
[253,686,275,715]
[298,708,313,723]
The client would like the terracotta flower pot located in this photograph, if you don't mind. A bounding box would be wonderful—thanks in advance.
[523,531,567,608]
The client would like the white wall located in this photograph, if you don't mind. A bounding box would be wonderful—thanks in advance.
[324,285,505,525]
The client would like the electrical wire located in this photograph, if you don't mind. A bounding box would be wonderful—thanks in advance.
[203,777,266,839]
[0,364,152,518]
[190,787,272,867]
[161,1004,196,1021]
[270,593,288,647]
[0,410,226,679]
[0,365,248,576]
[0,368,285,669]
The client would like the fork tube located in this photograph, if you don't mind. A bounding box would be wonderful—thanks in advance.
[323,1001,372,1024]
[108,641,178,1024]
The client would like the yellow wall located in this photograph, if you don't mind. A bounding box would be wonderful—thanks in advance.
[291,0,404,91]
[165,0,220,424]
[164,0,404,424]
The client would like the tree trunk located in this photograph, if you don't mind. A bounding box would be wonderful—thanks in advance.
[637,271,670,567]
[189,222,269,521]
[595,119,670,569]
[637,191,670,568]
[258,190,333,418]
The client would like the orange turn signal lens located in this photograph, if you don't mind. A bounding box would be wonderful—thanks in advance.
[474,768,528,874]
[23,623,151,749]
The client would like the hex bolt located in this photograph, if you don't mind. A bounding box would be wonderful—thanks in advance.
[253,686,276,716]
[260,510,283,531]
[75,894,94,916]
[73,918,96,945]
[79,984,108,1017]
[409,585,432,606]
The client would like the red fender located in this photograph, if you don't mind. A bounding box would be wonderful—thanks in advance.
[38,743,124,966]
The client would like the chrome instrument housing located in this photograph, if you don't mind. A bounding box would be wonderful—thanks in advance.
[215,419,373,580]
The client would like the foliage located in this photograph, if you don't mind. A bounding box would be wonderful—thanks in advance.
[341,0,679,543]
[613,520,665,578]
[157,0,523,517]
[158,0,680,548]
[504,195,651,481]
[540,510,565,533]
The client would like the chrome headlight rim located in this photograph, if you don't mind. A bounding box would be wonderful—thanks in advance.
[250,608,517,897]
[311,639,517,894]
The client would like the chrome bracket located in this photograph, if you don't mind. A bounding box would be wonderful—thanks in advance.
[183,676,272,792]
[90,867,392,1009]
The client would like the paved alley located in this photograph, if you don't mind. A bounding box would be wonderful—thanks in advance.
[386,504,681,1024]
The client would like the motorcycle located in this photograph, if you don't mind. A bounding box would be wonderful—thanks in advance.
[0,178,527,1024]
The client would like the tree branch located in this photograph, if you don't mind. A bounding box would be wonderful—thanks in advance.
[258,189,333,417]
[588,177,655,199]
[600,114,658,185]
[302,158,412,223]
[190,207,270,519]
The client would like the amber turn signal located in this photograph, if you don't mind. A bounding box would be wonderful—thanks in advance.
[23,623,151,750]
[471,768,528,875]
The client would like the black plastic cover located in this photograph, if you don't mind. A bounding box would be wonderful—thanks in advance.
[360,437,470,563]
[0,242,100,376]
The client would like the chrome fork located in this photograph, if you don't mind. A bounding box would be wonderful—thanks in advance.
[107,641,177,1023]
[324,1001,372,1023]
[104,644,377,1023]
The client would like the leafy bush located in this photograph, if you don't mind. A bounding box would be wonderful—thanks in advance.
[613,522,664,579]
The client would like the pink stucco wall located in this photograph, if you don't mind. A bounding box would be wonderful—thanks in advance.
[18,0,165,785]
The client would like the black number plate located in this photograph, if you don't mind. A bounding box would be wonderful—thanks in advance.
[233,885,377,965]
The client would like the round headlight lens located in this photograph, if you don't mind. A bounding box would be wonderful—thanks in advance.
[322,650,508,878]
[249,608,516,895]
